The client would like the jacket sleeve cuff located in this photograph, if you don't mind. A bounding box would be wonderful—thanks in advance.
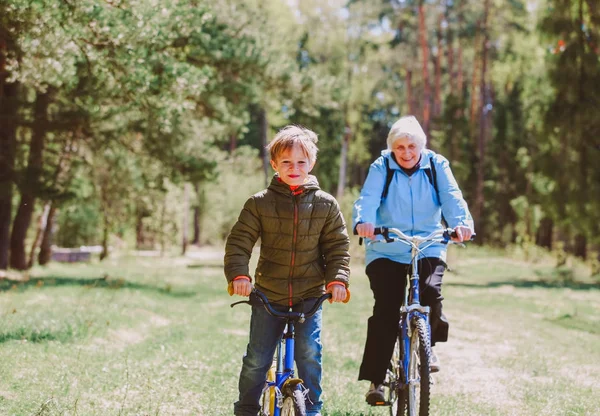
[326,281,346,290]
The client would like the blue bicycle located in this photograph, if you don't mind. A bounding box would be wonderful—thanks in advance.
[366,227,467,416]
[231,288,336,416]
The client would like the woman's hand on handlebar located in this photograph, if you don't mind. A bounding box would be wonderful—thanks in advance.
[451,226,473,243]
[355,222,376,239]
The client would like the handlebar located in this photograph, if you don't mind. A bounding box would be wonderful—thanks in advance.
[230,288,332,323]
[354,226,475,248]
[374,227,455,244]
[227,281,350,303]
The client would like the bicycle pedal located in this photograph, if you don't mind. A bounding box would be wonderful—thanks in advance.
[369,401,390,407]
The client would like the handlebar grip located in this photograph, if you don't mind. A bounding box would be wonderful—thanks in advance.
[343,289,351,304]
[374,227,384,235]
[227,282,234,296]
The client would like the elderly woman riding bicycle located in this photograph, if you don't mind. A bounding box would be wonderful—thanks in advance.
[353,115,474,404]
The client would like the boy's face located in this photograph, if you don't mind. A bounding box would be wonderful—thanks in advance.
[270,144,315,186]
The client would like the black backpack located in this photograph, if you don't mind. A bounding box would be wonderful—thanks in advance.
[381,155,447,227]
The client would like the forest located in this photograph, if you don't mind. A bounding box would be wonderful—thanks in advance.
[1,0,599,271]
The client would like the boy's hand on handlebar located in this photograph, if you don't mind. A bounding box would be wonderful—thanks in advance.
[231,279,253,297]
[356,222,375,239]
[451,226,473,242]
[327,285,348,303]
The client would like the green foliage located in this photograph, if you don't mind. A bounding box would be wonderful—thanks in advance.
[199,146,265,245]
[55,203,101,248]
[2,0,599,262]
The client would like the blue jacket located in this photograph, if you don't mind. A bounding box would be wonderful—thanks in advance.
[353,149,474,265]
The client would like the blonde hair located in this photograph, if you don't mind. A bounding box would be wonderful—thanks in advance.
[266,125,319,164]
[387,115,427,151]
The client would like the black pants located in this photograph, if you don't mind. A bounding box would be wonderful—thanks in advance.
[358,257,449,385]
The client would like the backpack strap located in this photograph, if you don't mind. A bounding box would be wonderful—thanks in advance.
[428,155,438,195]
[429,155,449,227]
[381,157,394,200]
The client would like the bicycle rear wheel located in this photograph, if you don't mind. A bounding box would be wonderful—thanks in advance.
[280,387,307,416]
[406,317,431,416]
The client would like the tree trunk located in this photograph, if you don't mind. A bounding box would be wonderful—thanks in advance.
[469,38,480,132]
[445,5,455,97]
[574,234,587,260]
[473,0,491,242]
[433,13,443,119]
[258,107,269,187]
[0,39,18,270]
[38,204,56,266]
[456,1,465,97]
[405,69,416,115]
[192,183,201,245]
[100,216,109,261]
[229,134,237,154]
[536,217,553,249]
[181,183,189,256]
[192,206,200,245]
[160,195,167,256]
[336,124,351,199]
[135,213,144,249]
[418,1,432,136]
[27,202,51,268]
[10,89,50,270]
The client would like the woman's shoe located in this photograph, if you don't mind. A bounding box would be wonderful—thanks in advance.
[365,383,385,405]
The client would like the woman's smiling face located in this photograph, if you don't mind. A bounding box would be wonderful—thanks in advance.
[391,137,421,169]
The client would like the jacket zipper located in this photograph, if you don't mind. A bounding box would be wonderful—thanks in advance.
[409,176,415,234]
[289,192,299,307]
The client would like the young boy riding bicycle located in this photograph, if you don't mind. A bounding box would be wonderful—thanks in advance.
[225,125,351,416]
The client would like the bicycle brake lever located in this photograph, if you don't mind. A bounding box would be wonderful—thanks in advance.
[230,300,251,308]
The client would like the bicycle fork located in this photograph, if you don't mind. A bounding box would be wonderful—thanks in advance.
[270,323,307,416]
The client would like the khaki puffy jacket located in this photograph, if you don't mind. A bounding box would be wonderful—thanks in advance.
[224,175,350,304]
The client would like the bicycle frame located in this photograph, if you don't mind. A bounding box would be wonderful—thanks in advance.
[264,321,305,416]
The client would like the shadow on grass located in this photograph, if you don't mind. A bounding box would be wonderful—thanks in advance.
[446,278,599,291]
[0,326,80,344]
[547,313,599,334]
[187,263,224,269]
[447,266,599,291]
[0,275,198,298]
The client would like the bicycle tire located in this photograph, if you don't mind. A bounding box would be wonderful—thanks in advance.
[406,317,431,416]
[280,387,307,416]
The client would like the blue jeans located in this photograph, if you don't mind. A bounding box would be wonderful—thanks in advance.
[234,297,323,416]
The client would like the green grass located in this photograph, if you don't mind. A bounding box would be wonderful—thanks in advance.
[0,247,599,415]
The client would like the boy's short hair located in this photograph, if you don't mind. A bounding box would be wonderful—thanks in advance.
[266,125,319,164]
[387,115,427,151]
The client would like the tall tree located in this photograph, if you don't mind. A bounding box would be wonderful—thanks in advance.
[539,0,600,255]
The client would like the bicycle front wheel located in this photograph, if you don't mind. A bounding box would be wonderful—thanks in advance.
[406,317,431,416]
[387,337,403,416]
[259,365,276,416]
[280,387,307,416]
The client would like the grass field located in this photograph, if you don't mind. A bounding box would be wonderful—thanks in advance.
[0,245,599,415]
